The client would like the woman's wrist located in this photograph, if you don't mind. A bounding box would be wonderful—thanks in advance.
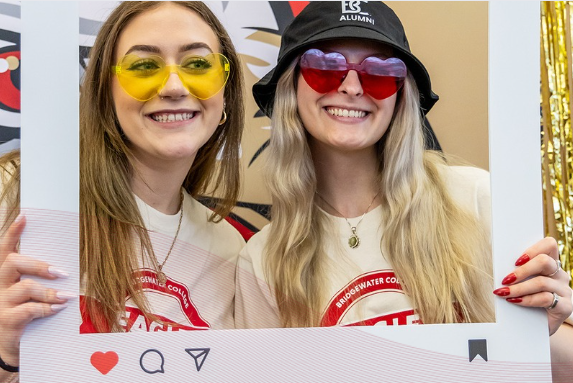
[0,350,18,373]
[565,290,573,327]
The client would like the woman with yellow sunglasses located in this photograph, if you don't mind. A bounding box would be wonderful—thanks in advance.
[0,2,245,380]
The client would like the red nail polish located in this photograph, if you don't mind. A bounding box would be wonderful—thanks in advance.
[515,253,530,266]
[502,273,517,285]
[493,287,510,296]
[506,297,523,303]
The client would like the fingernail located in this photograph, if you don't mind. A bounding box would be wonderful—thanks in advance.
[493,287,511,296]
[56,291,77,300]
[502,273,517,285]
[515,253,530,266]
[51,304,67,313]
[506,297,523,303]
[15,214,24,224]
[48,267,69,279]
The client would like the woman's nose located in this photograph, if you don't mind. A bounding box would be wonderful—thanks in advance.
[338,70,364,97]
[157,69,190,100]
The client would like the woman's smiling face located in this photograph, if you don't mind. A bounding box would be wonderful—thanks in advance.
[112,2,225,168]
[296,39,398,155]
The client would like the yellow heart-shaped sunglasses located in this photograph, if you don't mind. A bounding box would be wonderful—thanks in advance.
[112,53,230,101]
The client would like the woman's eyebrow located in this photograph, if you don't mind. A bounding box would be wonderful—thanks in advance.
[123,42,214,56]
[125,44,160,55]
[179,42,213,53]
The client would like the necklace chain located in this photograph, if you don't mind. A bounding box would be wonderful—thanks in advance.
[150,190,184,286]
[316,191,379,249]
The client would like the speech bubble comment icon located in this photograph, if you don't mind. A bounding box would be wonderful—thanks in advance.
[140,349,165,374]
[90,351,118,375]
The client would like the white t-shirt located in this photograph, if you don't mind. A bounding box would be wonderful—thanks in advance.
[235,166,491,329]
[81,191,245,332]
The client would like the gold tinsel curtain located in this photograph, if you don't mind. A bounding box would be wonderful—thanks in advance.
[541,2,573,287]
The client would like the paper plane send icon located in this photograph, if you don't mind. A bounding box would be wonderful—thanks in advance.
[185,348,210,372]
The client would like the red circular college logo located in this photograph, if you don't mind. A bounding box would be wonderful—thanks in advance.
[321,270,421,327]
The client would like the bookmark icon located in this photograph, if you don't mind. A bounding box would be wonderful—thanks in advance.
[468,339,488,362]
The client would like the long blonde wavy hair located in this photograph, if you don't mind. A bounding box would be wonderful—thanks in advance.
[0,1,244,332]
[264,60,494,328]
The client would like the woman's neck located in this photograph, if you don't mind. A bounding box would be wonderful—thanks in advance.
[312,144,381,218]
[129,155,193,215]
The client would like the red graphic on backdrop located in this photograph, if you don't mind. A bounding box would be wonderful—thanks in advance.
[0,51,20,111]
[321,270,421,326]
[225,214,255,241]
[289,1,309,16]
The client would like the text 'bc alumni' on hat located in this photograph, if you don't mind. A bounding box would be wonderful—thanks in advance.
[253,1,440,119]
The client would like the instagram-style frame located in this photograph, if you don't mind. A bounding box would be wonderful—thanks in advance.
[18,2,552,382]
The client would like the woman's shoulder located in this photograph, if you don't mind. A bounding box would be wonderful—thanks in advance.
[441,165,490,185]
[186,195,246,248]
[440,165,490,195]
[237,223,271,281]
[239,224,271,261]
[440,165,491,220]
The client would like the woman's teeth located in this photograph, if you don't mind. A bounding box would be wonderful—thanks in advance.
[151,112,195,122]
[326,108,366,118]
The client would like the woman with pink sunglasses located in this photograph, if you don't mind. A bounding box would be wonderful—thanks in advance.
[236,1,573,377]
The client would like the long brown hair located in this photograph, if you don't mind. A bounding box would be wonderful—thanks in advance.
[264,62,493,327]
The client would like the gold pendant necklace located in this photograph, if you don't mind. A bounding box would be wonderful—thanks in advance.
[316,191,379,249]
[349,227,359,249]
[150,191,184,286]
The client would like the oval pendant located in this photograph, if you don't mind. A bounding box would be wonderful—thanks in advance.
[348,234,360,249]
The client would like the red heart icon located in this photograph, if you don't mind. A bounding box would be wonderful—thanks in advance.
[90,351,119,375]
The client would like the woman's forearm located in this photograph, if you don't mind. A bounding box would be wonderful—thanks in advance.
[0,370,18,383]
[550,322,573,382]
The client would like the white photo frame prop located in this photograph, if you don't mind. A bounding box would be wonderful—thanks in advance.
[18,2,552,382]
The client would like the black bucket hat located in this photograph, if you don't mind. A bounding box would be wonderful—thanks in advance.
[253,1,439,118]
